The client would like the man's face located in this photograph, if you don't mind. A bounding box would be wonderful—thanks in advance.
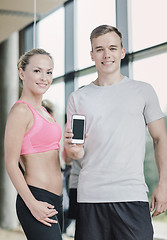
[90,32,125,76]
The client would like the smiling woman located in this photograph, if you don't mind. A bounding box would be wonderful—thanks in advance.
[4,48,63,240]
[19,55,53,95]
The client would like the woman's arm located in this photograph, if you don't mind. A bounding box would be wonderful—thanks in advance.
[4,104,57,226]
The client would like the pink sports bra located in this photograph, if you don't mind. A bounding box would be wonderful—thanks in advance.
[15,101,62,155]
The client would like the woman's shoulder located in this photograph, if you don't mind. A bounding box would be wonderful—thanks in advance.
[9,101,33,122]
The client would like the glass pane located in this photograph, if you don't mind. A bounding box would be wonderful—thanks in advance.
[43,80,65,149]
[133,53,167,234]
[75,0,116,70]
[38,8,64,78]
[130,0,167,51]
[133,53,167,113]
[75,72,98,90]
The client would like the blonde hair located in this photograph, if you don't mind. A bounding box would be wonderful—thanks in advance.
[42,99,54,115]
[17,48,53,71]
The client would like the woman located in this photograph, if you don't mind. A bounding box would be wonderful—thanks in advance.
[4,49,63,240]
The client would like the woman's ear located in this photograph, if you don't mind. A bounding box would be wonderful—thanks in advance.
[18,68,24,80]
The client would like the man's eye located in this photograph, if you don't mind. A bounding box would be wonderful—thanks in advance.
[110,48,117,51]
[97,49,103,52]
[34,69,40,72]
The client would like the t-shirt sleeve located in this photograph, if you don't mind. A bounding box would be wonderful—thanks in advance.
[143,84,164,124]
[66,92,77,129]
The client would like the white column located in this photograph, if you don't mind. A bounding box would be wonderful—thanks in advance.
[0,31,19,229]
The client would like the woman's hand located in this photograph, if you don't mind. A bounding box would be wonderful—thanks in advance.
[29,200,58,227]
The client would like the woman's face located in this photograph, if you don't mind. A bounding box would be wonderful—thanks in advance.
[19,54,53,95]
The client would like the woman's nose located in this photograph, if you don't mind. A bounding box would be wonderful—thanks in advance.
[41,72,47,81]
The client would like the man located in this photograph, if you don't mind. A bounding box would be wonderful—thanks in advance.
[63,25,167,240]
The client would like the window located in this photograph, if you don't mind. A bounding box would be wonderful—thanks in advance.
[43,80,65,126]
[133,53,167,113]
[75,0,116,70]
[75,72,98,90]
[38,7,65,78]
[130,0,167,51]
[129,0,167,235]
[43,80,65,151]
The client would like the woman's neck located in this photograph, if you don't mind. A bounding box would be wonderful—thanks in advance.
[20,93,42,108]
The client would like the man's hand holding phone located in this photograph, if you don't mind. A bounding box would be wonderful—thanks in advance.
[63,115,87,160]
[72,114,86,144]
[63,128,85,160]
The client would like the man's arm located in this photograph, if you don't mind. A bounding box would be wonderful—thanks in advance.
[148,118,167,217]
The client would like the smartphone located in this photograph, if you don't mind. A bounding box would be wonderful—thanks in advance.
[71,114,86,144]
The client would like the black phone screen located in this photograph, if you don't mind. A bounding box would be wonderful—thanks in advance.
[73,119,84,139]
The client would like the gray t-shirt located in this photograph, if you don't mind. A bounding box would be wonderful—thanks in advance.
[67,76,163,203]
[69,159,82,189]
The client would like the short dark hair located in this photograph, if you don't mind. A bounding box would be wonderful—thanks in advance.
[90,25,123,48]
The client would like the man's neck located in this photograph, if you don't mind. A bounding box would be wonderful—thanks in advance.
[94,74,124,86]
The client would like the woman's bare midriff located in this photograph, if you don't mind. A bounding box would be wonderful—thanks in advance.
[20,150,62,196]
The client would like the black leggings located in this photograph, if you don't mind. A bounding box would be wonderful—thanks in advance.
[16,185,63,240]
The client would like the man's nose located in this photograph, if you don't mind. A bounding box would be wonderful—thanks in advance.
[103,49,110,58]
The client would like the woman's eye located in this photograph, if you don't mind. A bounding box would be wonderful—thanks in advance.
[47,71,52,75]
[34,69,40,73]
